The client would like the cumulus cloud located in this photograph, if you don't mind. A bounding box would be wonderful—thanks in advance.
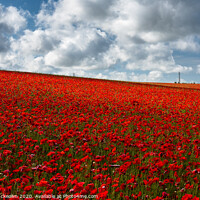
[12,29,60,55]
[0,23,13,52]
[0,5,26,32]
[126,43,193,73]
[129,71,163,82]
[44,28,113,68]
[0,5,26,53]
[99,70,163,82]
[34,0,195,72]
[112,0,200,43]
[197,65,200,74]
[171,36,200,52]
[1,0,200,82]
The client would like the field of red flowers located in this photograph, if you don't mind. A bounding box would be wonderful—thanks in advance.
[0,70,200,200]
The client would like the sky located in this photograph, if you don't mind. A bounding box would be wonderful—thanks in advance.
[0,0,200,83]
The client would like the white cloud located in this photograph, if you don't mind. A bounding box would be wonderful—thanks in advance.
[0,5,27,53]
[129,71,163,82]
[43,27,113,69]
[0,5,27,33]
[126,43,192,73]
[171,36,200,52]
[94,70,163,82]
[197,65,200,74]
[94,73,108,79]
[12,29,60,55]
[109,71,128,81]
[33,0,195,72]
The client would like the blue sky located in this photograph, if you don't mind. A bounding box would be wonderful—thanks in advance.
[0,0,200,83]
[0,0,47,14]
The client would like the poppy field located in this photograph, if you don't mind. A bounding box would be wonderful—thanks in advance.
[0,70,200,200]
